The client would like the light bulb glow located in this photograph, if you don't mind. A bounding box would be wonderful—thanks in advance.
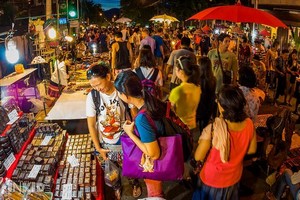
[6,49,19,64]
[48,28,57,39]
[69,11,76,17]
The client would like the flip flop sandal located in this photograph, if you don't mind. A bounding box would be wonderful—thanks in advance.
[114,188,121,200]
[132,185,142,198]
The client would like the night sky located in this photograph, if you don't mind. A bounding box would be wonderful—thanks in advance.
[92,0,120,10]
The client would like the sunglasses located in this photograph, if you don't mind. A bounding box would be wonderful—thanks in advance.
[176,56,190,70]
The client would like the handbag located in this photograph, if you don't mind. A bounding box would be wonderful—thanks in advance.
[217,49,232,84]
[121,110,184,181]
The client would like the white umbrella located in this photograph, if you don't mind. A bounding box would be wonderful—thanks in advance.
[115,17,132,23]
[150,14,179,24]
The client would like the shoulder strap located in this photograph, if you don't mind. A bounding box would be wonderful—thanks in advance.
[135,67,145,80]
[91,89,101,121]
[149,68,159,81]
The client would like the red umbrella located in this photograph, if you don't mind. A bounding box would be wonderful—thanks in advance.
[202,25,211,33]
[188,3,287,28]
[259,29,271,37]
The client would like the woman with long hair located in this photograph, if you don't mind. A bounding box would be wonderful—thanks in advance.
[196,57,216,132]
[169,55,201,148]
[133,45,163,98]
[193,85,257,200]
[286,49,299,106]
[114,70,166,198]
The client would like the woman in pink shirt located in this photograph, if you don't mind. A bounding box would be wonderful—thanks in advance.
[193,85,257,200]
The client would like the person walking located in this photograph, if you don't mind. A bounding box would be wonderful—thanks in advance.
[152,28,165,78]
[193,85,257,200]
[166,37,196,91]
[168,55,201,148]
[140,28,156,55]
[207,33,238,94]
[196,57,216,133]
[111,31,133,78]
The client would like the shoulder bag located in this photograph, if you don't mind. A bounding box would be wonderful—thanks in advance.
[121,109,184,181]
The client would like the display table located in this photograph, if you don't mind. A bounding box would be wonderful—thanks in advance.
[0,68,37,87]
[45,90,87,120]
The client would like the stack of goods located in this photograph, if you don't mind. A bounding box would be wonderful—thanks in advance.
[18,113,36,140]
[0,106,9,133]
[5,123,24,154]
[54,134,97,199]
[11,123,66,192]
[1,113,35,155]
[0,112,36,178]
[1,97,21,115]
[0,98,21,133]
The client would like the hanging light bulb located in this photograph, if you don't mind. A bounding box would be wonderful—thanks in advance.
[48,27,57,39]
[5,39,19,64]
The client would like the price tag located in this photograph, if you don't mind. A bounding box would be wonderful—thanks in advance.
[62,184,72,200]
[28,165,42,179]
[4,153,16,170]
[7,109,19,125]
[67,155,79,168]
[40,136,52,146]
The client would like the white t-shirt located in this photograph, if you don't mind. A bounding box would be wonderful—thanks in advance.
[51,60,68,86]
[132,67,163,87]
[86,90,126,144]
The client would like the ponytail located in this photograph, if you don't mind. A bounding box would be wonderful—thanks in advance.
[186,64,200,86]
[177,56,200,86]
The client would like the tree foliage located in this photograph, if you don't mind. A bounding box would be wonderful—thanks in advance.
[121,0,250,24]
[82,0,104,25]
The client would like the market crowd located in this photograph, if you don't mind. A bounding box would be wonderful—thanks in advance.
[79,25,300,200]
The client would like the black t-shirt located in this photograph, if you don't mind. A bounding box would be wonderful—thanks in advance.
[116,42,131,69]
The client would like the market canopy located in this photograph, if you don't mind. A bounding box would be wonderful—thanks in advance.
[150,14,179,23]
[187,2,287,28]
[259,29,271,37]
[115,17,132,23]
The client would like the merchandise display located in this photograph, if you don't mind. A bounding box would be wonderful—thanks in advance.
[0,107,36,179]
[0,106,9,133]
[1,97,21,117]
[55,134,97,199]
[11,123,66,192]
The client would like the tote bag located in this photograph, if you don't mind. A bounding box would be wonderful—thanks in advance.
[121,133,184,181]
[121,110,184,181]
